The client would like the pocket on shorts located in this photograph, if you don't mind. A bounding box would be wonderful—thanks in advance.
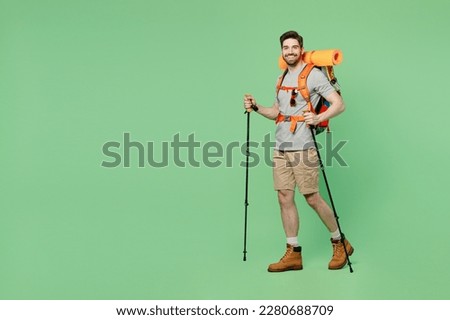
[273,150,286,169]
[304,148,319,168]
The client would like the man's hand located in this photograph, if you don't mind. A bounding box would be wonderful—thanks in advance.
[303,110,322,126]
[244,94,257,113]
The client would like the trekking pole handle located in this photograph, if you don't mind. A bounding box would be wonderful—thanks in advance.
[244,104,259,114]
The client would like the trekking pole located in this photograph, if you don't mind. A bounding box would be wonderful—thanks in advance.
[309,126,354,273]
[243,104,258,261]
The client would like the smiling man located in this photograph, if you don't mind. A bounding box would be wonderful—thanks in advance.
[243,30,353,272]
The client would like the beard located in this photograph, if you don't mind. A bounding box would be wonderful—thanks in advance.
[283,54,301,66]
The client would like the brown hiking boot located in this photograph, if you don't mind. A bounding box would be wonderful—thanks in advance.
[268,244,303,272]
[328,238,354,270]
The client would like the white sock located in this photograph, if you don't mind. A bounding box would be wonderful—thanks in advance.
[331,229,341,240]
[286,237,299,247]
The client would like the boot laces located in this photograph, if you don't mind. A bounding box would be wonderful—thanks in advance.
[332,241,344,256]
[280,246,294,261]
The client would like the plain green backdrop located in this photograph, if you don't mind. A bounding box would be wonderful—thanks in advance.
[1,0,449,299]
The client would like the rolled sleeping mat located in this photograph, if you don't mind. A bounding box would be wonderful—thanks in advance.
[278,49,343,69]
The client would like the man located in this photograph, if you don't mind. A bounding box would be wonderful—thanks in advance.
[243,30,353,272]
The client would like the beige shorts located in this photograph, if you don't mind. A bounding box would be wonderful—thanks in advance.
[273,149,319,194]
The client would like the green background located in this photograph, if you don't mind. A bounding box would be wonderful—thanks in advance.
[1,0,449,299]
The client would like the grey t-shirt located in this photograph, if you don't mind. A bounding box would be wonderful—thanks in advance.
[275,64,335,151]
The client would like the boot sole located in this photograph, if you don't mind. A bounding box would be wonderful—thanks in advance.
[328,246,354,270]
[268,265,303,272]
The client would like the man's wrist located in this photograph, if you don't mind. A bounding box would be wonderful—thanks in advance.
[317,113,326,123]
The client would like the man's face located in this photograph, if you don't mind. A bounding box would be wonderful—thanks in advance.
[282,38,303,66]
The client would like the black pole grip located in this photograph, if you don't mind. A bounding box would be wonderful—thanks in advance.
[244,104,259,114]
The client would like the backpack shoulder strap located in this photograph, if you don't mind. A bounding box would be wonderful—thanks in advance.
[275,69,289,95]
[298,63,316,113]
[323,65,341,94]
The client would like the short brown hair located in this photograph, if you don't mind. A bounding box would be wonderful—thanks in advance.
[279,30,303,48]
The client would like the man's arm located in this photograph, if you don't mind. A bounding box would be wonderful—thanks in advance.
[243,94,279,120]
[304,91,345,125]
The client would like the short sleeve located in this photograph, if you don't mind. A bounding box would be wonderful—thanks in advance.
[309,68,335,99]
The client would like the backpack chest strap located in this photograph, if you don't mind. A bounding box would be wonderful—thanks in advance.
[275,63,316,113]
[275,114,306,133]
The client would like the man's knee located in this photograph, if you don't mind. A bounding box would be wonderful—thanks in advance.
[304,192,320,208]
[278,189,294,206]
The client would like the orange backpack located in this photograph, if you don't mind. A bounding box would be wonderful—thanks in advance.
[276,50,342,134]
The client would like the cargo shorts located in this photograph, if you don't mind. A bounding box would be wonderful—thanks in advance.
[273,149,319,194]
